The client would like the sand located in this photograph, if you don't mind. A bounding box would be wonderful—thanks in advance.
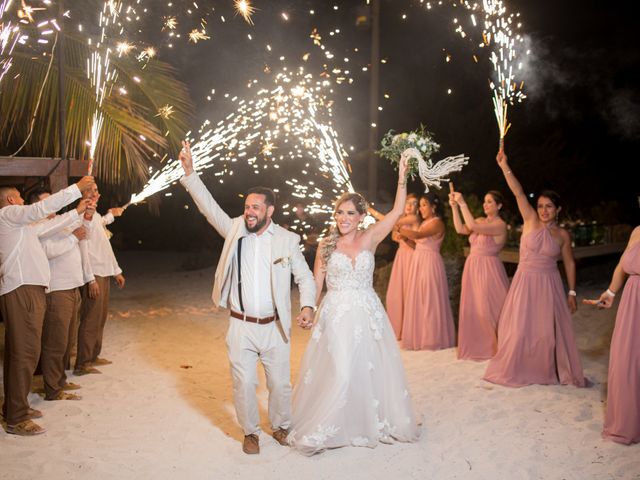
[1,250,638,480]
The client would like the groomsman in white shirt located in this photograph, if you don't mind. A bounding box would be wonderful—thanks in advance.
[74,183,125,376]
[0,177,94,436]
[28,189,93,401]
[178,141,316,455]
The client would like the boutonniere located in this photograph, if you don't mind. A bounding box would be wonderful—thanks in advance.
[273,256,291,267]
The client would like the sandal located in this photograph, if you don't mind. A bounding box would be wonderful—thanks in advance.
[45,391,82,401]
[27,408,43,419]
[6,419,47,436]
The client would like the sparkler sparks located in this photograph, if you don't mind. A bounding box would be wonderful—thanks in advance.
[234,0,256,26]
[128,67,354,233]
[188,28,209,43]
[156,104,175,119]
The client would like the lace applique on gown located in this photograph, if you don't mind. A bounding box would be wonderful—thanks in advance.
[288,250,421,456]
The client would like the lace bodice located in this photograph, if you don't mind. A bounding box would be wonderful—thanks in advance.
[326,250,375,291]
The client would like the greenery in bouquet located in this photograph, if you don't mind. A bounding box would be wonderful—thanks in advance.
[377,125,440,179]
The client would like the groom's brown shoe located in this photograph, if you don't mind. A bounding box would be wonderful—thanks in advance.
[243,434,259,454]
[272,428,289,446]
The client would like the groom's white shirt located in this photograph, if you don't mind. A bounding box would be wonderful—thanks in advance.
[179,172,316,340]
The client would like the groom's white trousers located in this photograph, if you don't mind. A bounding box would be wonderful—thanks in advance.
[226,317,291,436]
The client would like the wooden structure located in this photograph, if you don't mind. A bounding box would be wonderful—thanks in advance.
[0,157,89,193]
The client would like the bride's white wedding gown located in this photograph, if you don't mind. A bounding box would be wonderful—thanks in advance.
[288,249,421,455]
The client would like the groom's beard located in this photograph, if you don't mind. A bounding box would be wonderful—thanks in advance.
[245,214,268,233]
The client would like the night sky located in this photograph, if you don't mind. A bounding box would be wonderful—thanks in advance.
[110,0,639,249]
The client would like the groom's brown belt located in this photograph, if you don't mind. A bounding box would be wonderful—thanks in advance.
[230,310,276,325]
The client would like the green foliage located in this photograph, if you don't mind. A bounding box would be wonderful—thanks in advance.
[0,28,193,192]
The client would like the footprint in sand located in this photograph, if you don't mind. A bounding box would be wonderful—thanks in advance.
[573,403,593,422]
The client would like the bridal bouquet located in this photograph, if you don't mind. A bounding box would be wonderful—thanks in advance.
[377,125,440,180]
[377,125,469,192]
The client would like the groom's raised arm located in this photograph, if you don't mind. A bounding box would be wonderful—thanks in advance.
[178,140,233,238]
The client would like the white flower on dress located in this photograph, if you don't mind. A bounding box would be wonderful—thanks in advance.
[351,436,370,447]
[311,325,323,341]
[303,424,340,447]
[303,369,313,385]
[353,325,363,345]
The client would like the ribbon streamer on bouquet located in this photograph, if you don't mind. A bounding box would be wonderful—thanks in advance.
[402,147,469,193]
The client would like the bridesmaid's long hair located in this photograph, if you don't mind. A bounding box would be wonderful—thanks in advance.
[320,192,368,268]
[421,192,445,221]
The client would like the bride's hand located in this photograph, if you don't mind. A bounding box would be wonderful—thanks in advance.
[296,307,315,329]
[398,153,409,183]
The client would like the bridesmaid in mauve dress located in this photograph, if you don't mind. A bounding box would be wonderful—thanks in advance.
[450,189,509,360]
[370,194,420,339]
[399,193,455,350]
[591,226,640,444]
[484,147,586,388]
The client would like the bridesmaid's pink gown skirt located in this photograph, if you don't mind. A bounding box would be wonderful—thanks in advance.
[386,242,414,340]
[603,240,640,445]
[457,233,509,361]
[484,227,586,387]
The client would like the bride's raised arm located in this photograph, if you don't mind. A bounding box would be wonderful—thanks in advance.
[366,155,409,247]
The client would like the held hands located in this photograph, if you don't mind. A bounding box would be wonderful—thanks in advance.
[179,140,194,176]
[296,306,315,329]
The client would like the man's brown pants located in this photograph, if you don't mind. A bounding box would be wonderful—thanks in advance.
[1,285,46,425]
[42,288,81,398]
[75,276,110,369]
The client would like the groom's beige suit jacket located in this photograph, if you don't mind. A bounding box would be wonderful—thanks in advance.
[180,172,316,341]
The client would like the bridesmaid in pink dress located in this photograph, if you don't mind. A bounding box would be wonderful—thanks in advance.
[484,147,586,387]
[370,195,420,339]
[399,193,455,350]
[450,189,509,360]
[591,226,640,444]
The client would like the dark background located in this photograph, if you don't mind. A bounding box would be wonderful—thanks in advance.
[104,0,639,253]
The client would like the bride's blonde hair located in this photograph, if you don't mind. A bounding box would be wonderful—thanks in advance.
[320,192,368,267]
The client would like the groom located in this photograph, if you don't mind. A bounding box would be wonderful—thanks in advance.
[178,141,316,454]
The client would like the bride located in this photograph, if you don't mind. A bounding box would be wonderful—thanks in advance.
[288,155,421,455]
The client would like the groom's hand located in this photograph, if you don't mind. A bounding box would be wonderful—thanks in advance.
[296,306,315,329]
[179,140,194,176]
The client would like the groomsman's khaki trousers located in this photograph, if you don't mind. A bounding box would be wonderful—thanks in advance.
[1,285,46,425]
[42,288,81,398]
[226,318,291,436]
[75,276,110,369]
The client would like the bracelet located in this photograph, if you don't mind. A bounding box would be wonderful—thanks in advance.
[398,182,406,187]
[505,170,512,175]
[568,290,577,297]
[605,288,616,297]
[459,203,467,208]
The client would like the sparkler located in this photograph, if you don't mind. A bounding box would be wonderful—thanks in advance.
[420,0,528,143]
[126,67,354,235]
[86,0,124,174]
